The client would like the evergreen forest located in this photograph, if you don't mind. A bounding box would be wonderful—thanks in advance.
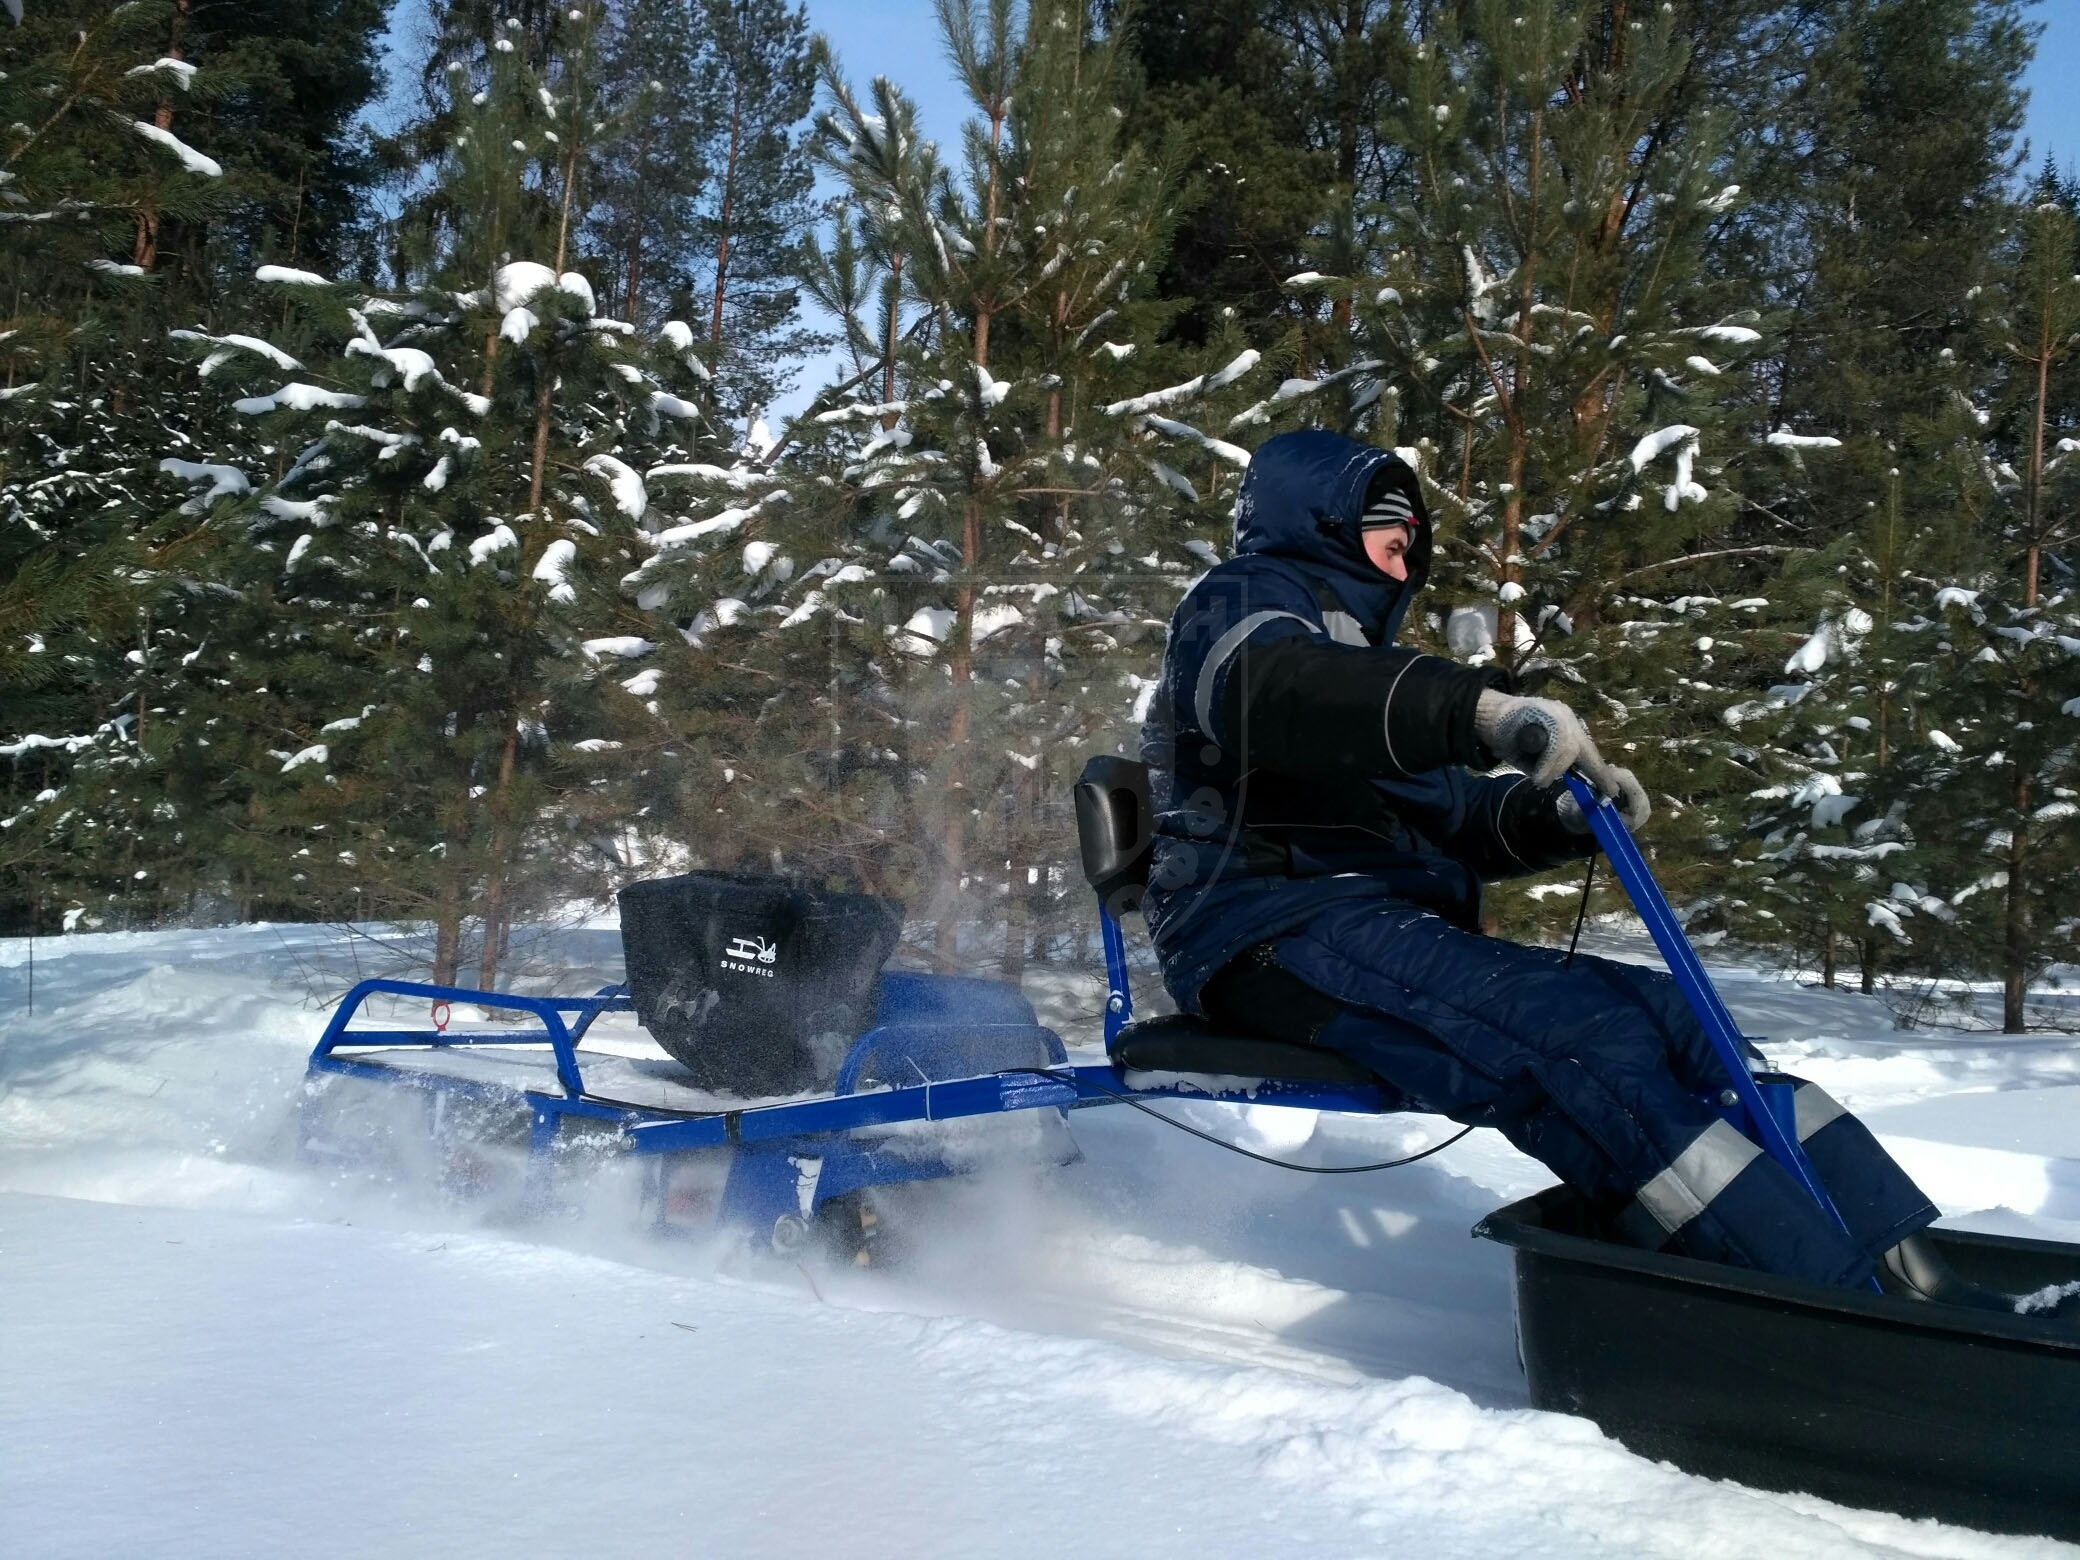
[5,0,2077,1031]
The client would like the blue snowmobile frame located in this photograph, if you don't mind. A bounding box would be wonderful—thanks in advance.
[303,970,1390,1245]
[302,776,1844,1248]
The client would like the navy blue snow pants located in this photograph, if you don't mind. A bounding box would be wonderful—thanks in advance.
[1230,901,1937,1289]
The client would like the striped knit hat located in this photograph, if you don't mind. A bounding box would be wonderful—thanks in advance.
[1360,485,1418,533]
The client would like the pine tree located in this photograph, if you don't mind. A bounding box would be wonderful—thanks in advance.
[1905,197,2080,1030]
[636,0,1213,973]
[589,0,714,326]
[803,63,940,415]
[1737,468,1927,993]
[2,0,389,930]
[148,13,710,983]
[692,0,817,421]
[419,0,572,86]
[1,0,233,649]
[1112,0,1327,351]
[1877,583,2080,1029]
[1747,191,2080,1025]
[1714,0,2032,987]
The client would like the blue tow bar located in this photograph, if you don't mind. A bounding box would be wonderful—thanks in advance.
[1562,774,1861,1247]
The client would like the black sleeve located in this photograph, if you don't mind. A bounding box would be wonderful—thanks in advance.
[1442,774,1596,879]
[1219,636,1508,779]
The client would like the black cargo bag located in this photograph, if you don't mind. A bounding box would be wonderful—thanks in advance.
[617,873,903,1096]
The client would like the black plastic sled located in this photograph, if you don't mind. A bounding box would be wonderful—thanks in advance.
[1478,1186,2080,1541]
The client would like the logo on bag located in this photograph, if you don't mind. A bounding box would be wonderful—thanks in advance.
[721,934,779,977]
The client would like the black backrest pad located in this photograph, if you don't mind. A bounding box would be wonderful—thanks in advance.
[1073,755,1154,909]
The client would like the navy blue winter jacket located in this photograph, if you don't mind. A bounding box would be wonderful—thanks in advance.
[1142,430,1592,1012]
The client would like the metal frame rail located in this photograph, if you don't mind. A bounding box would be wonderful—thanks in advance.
[306,977,1392,1165]
[309,978,631,1098]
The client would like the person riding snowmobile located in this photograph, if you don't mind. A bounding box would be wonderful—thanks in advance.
[1142,427,2025,1307]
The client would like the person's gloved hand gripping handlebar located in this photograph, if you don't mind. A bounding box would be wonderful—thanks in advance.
[1473,690,1652,831]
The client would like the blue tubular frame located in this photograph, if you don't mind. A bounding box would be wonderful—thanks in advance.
[1098,907,1134,1047]
[616,1065,1387,1157]
[832,1022,1069,1096]
[305,975,1386,1167]
[1563,774,1855,1238]
[305,966,1390,1248]
[309,977,633,1099]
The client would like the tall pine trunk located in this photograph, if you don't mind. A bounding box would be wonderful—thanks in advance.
[2003,774,2031,1033]
[1499,422,1525,668]
[937,493,979,968]
[709,77,744,348]
[130,2,188,270]
[527,374,554,513]
[1000,671,1042,983]
[2025,297,2052,609]
[622,125,654,320]
[527,136,588,513]
[2001,279,2058,1028]
[476,719,521,991]
[432,853,467,986]
[934,90,1010,966]
[1001,810,1028,981]
[880,256,905,426]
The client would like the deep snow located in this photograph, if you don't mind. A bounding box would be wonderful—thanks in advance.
[2,921,2078,1558]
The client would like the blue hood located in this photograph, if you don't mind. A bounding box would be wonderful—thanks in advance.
[1231,430,1431,642]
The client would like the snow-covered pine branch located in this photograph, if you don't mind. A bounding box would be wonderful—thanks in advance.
[1101,350,1259,417]
[158,459,250,510]
[1139,416,1250,469]
[170,329,302,376]
[1227,359,1385,430]
[131,121,220,178]
[255,265,335,287]
[1767,427,1843,450]
[1628,424,1706,510]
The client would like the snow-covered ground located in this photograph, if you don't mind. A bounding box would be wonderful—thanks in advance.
[3,922,2078,1558]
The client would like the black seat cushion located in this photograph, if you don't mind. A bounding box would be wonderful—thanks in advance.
[1111,1013,1376,1086]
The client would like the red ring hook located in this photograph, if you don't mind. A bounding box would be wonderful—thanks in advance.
[430,1000,451,1034]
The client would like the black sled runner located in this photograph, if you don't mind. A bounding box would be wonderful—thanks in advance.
[1481,1188,2080,1540]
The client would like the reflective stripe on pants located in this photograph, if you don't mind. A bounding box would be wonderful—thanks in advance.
[1633,1117,1764,1237]
[1792,1079,1847,1142]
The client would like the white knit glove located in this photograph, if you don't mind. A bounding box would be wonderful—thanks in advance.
[1475,691,1608,789]
[1555,766,1652,832]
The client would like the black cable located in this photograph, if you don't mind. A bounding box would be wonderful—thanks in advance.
[582,1066,1477,1175]
[1564,854,1595,969]
[579,1092,717,1119]
[1009,1068,1473,1174]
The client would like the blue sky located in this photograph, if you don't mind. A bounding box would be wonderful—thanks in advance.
[2020,0,2079,179]
[806,0,966,148]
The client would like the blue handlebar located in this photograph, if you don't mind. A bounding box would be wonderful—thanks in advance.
[1562,774,1857,1241]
